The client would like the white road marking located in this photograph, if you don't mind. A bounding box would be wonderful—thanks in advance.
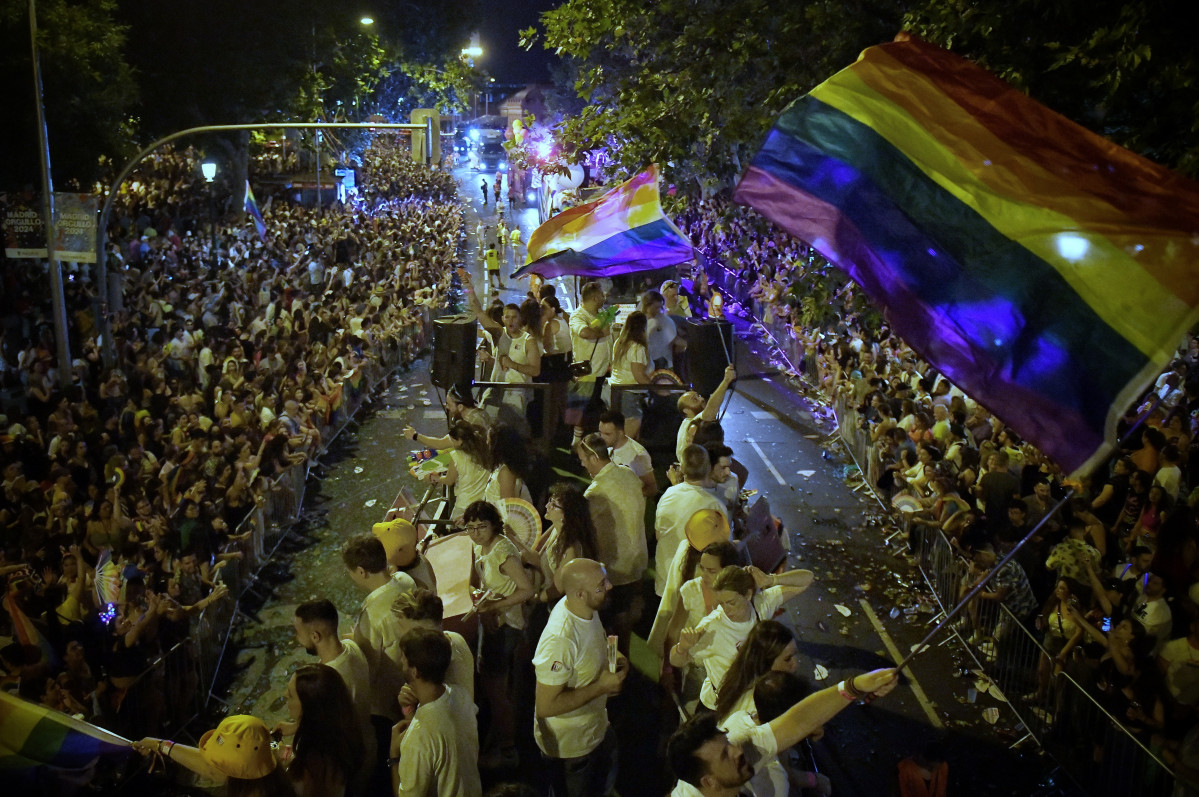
[746,437,786,485]
[858,598,944,728]
[751,411,776,420]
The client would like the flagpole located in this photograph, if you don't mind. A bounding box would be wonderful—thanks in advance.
[893,489,1073,674]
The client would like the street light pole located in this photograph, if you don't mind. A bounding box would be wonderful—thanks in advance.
[314,128,321,215]
[28,0,71,389]
[201,161,217,267]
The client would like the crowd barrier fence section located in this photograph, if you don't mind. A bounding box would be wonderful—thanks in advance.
[833,389,1178,796]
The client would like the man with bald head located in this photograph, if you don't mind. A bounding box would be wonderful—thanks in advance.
[533,558,629,797]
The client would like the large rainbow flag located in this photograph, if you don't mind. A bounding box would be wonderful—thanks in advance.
[515,165,695,279]
[734,35,1199,475]
[0,691,132,789]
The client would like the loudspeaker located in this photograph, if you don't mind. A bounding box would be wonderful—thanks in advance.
[683,318,734,396]
[432,314,477,390]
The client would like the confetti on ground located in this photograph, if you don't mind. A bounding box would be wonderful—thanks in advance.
[813,665,829,681]
[364,499,378,508]
[835,604,851,616]
[797,470,816,477]
[354,466,364,474]
[983,707,1000,724]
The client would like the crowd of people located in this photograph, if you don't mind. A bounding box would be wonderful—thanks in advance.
[26,157,1198,794]
[0,143,460,756]
[1,152,913,797]
[678,196,1199,777]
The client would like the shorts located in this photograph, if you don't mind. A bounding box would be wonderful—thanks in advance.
[617,387,645,419]
[566,378,605,425]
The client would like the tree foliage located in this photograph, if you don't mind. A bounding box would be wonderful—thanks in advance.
[0,0,137,188]
[905,0,1199,177]
[525,0,907,194]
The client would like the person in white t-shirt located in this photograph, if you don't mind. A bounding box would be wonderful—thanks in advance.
[608,310,652,438]
[392,587,475,701]
[343,534,417,774]
[641,289,678,370]
[290,599,375,770]
[567,281,614,440]
[388,628,482,797]
[599,409,658,497]
[578,433,647,653]
[533,558,629,797]
[1154,444,1183,501]
[665,668,898,797]
[704,443,740,514]
[655,445,728,596]
[1132,572,1173,652]
[1158,616,1199,708]
[671,565,814,711]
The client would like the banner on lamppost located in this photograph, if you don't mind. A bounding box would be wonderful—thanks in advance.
[1,192,45,258]
[54,193,99,262]
[1,192,98,262]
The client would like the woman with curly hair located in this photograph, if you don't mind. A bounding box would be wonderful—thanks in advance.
[510,482,599,605]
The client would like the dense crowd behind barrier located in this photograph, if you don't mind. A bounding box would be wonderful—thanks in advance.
[679,196,1199,790]
[0,145,454,748]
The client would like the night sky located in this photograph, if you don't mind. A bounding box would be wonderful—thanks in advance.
[475,0,561,84]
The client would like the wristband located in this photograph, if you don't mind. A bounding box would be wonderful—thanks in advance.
[836,681,856,701]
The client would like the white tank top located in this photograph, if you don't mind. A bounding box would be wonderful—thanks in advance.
[545,316,572,356]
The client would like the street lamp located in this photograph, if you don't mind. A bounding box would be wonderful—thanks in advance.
[201,161,217,266]
[360,16,373,25]
[485,77,496,117]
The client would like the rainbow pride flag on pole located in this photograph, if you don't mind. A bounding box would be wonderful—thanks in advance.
[244,179,267,241]
[515,165,695,279]
[734,35,1199,475]
[0,691,132,788]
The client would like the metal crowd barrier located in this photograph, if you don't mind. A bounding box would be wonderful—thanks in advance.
[832,382,1179,795]
[913,528,1176,796]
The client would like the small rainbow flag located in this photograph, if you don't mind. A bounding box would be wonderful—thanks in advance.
[734,36,1199,475]
[3,585,56,669]
[515,165,695,279]
[0,691,132,788]
[244,179,267,241]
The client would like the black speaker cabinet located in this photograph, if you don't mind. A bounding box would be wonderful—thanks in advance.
[683,317,734,397]
[431,314,478,390]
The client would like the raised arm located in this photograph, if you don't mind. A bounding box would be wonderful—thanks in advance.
[768,669,898,751]
[701,365,737,421]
